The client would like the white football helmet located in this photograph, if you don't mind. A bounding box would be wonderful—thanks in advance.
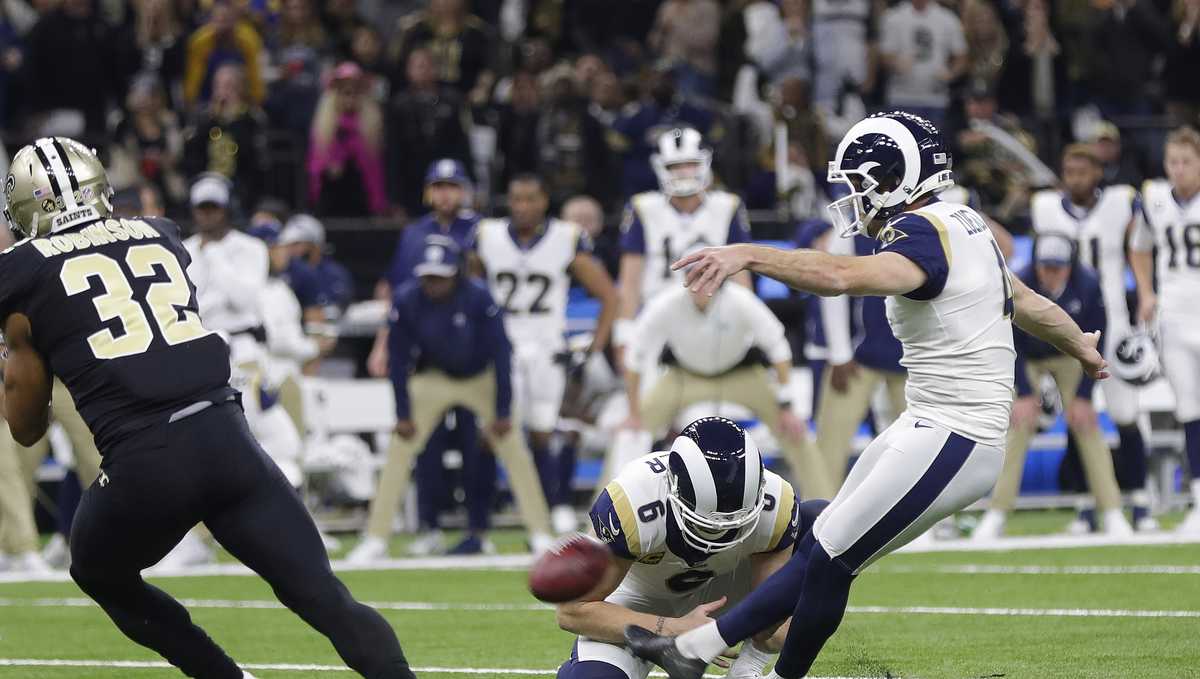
[651,128,712,197]
[1111,329,1161,386]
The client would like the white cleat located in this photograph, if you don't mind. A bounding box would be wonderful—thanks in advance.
[150,531,216,573]
[8,551,52,573]
[1135,515,1161,532]
[42,533,70,569]
[345,536,389,564]
[551,505,578,535]
[1101,509,1134,538]
[972,510,1006,541]
[1176,508,1200,535]
[530,532,556,556]
[405,530,446,557]
[1064,517,1092,536]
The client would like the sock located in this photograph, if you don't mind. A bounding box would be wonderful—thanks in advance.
[1183,421,1200,490]
[676,621,730,663]
[554,441,578,507]
[715,532,816,644]
[1115,424,1147,490]
[726,640,773,678]
[773,543,855,679]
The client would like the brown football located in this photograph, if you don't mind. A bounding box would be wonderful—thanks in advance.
[528,533,611,603]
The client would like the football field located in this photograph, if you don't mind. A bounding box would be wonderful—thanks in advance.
[0,515,1197,679]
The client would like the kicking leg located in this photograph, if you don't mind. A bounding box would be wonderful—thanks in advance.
[69,446,242,679]
[205,431,414,679]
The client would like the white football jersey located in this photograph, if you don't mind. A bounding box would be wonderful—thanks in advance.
[620,190,751,304]
[474,217,585,350]
[1031,186,1137,332]
[875,200,1016,447]
[1131,179,1200,320]
[590,451,798,612]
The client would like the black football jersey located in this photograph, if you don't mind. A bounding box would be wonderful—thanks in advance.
[0,216,234,454]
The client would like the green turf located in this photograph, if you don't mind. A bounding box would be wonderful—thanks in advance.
[1,531,1198,679]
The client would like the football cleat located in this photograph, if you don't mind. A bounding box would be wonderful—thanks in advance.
[345,536,389,564]
[624,625,708,679]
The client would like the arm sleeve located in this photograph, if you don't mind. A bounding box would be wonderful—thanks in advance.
[387,298,415,420]
[878,213,951,300]
[618,201,646,254]
[481,291,514,419]
[740,288,792,365]
[822,234,855,364]
[1075,278,1107,400]
[589,483,642,559]
[725,200,752,244]
[627,293,673,374]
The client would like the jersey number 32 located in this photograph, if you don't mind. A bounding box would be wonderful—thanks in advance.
[60,243,211,359]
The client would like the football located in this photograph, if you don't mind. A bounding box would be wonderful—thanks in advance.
[528,533,611,603]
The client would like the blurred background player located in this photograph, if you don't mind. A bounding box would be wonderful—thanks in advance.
[614,128,753,367]
[975,233,1132,538]
[354,235,554,557]
[1131,127,1200,535]
[472,174,618,535]
[1025,144,1154,532]
[278,213,355,333]
[556,417,823,679]
[617,281,831,500]
[813,221,906,499]
[362,158,494,557]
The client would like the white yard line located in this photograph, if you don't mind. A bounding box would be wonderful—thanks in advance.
[0,597,1195,619]
[874,564,1200,575]
[0,659,876,678]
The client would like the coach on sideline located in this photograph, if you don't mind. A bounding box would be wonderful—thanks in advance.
[360,235,554,554]
[618,281,832,499]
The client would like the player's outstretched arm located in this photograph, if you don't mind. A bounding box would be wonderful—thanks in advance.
[1011,275,1109,380]
[1,313,52,445]
[673,244,926,298]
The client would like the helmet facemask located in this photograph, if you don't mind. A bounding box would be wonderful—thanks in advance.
[827,162,898,238]
[666,471,765,553]
[653,154,713,197]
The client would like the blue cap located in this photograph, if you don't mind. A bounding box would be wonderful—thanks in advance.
[425,158,470,187]
[414,235,461,277]
[247,221,281,245]
[1035,234,1074,266]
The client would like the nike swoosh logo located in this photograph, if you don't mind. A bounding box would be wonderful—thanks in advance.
[914,421,933,429]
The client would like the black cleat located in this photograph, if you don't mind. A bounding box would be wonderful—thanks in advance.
[623,625,709,679]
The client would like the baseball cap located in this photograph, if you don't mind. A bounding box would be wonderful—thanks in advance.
[424,158,471,186]
[279,213,325,246]
[1092,121,1121,142]
[1036,235,1074,266]
[414,235,461,278]
[190,174,231,207]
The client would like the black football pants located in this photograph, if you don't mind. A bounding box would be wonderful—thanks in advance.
[68,401,415,679]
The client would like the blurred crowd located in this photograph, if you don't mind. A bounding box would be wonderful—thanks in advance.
[0,0,1196,233]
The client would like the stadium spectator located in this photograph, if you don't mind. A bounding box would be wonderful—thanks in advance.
[994,0,1064,120]
[1086,0,1171,122]
[809,0,876,108]
[125,0,187,108]
[107,74,187,207]
[610,66,717,197]
[751,0,813,87]
[562,194,619,279]
[321,0,365,59]
[648,0,720,99]
[349,24,387,98]
[773,78,829,179]
[976,234,1133,538]
[388,46,471,217]
[585,65,624,128]
[268,0,328,58]
[112,182,168,218]
[23,0,119,141]
[279,212,355,322]
[533,66,615,208]
[307,61,388,217]
[1090,120,1145,187]
[387,0,493,95]
[182,61,268,209]
[494,69,541,190]
[878,0,967,129]
[1165,0,1200,128]
[0,5,20,133]
[961,0,1008,89]
[182,0,264,107]
[353,235,553,559]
